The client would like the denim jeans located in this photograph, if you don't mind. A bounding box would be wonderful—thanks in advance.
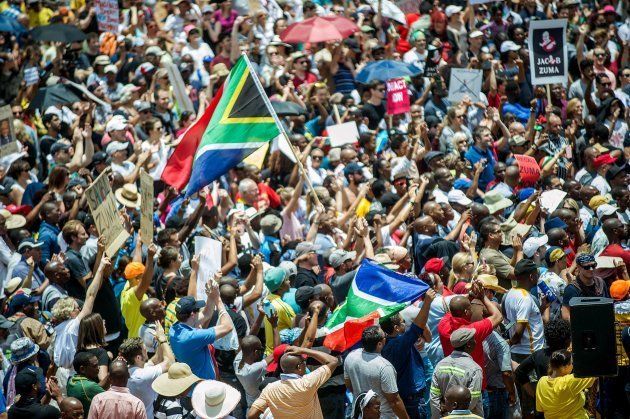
[485,388,509,419]
[402,388,428,419]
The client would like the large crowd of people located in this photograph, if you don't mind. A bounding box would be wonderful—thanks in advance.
[0,0,627,418]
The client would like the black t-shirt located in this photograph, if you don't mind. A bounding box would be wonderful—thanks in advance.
[63,249,90,300]
[294,267,319,288]
[330,268,357,305]
[362,102,386,130]
[91,275,122,335]
[8,398,60,419]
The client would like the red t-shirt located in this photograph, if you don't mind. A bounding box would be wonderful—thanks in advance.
[437,313,493,389]
[601,244,630,269]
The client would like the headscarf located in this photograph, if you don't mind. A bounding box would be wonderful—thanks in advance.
[353,390,377,419]
[124,262,146,280]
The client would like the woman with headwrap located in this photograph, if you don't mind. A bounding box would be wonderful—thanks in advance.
[353,390,381,419]
[560,253,610,321]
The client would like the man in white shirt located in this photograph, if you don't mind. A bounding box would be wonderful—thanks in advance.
[119,322,175,418]
[504,260,546,362]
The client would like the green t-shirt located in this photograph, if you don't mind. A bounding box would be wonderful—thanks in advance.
[66,374,105,413]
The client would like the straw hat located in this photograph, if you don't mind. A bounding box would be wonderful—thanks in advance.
[192,380,241,419]
[115,183,141,209]
[373,253,400,270]
[152,363,202,397]
[0,209,26,230]
[467,274,507,294]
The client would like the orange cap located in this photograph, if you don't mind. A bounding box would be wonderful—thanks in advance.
[124,262,145,280]
[610,280,630,301]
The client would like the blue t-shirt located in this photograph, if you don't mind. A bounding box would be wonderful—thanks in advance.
[464,145,496,191]
[382,323,426,397]
[169,322,217,379]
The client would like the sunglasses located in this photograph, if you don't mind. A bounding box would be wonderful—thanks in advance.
[581,265,596,270]
[595,53,606,58]
[312,155,323,161]
[298,60,309,65]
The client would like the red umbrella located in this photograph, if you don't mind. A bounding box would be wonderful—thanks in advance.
[280,16,359,44]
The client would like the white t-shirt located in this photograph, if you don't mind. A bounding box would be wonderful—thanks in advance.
[503,288,545,355]
[538,271,566,319]
[182,43,215,70]
[141,141,170,181]
[111,160,136,179]
[53,317,80,369]
[233,352,267,407]
[128,364,163,418]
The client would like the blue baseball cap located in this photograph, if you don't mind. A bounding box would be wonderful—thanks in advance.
[544,217,568,231]
[518,188,535,201]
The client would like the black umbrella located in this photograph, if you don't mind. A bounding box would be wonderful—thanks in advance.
[30,24,87,43]
[271,101,307,117]
[29,84,82,111]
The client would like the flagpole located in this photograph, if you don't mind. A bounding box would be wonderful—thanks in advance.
[241,53,323,209]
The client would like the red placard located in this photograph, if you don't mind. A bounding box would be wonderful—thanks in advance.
[514,154,541,186]
[386,78,410,115]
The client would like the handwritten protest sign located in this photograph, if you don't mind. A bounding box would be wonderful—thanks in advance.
[327,122,360,147]
[94,0,120,33]
[139,170,154,246]
[528,19,568,85]
[194,236,222,301]
[85,171,129,257]
[0,142,20,159]
[386,78,410,115]
[448,69,482,103]
[514,154,541,186]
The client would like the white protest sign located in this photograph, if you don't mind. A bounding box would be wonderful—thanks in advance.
[448,68,483,103]
[276,135,297,163]
[540,190,567,214]
[366,0,406,23]
[528,19,568,85]
[94,0,119,33]
[166,63,195,113]
[194,236,222,301]
[139,170,154,246]
[327,121,360,148]
[85,171,130,257]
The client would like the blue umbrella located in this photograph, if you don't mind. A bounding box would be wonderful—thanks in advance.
[355,60,421,84]
[0,14,26,34]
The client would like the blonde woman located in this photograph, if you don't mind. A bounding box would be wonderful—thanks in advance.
[438,106,472,154]
[448,252,476,293]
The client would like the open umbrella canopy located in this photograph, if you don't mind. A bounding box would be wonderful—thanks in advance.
[0,15,26,34]
[31,24,87,43]
[29,84,82,111]
[271,101,307,117]
[355,60,421,84]
[280,16,359,44]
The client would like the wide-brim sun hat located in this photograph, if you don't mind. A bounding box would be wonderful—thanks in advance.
[115,183,141,209]
[192,380,241,419]
[152,363,202,397]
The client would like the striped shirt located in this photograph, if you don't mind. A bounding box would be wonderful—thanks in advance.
[153,396,195,419]
[430,351,483,418]
[164,297,180,337]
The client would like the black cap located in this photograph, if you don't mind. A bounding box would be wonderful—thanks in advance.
[175,296,206,316]
[423,150,445,164]
[294,286,320,310]
[50,141,71,155]
[15,369,38,394]
[92,151,107,164]
[606,164,627,182]
[514,259,538,276]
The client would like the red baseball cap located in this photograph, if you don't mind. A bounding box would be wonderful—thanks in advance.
[424,258,445,274]
[593,153,616,169]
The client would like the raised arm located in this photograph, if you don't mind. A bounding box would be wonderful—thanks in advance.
[78,257,110,320]
[241,255,264,308]
[134,243,157,301]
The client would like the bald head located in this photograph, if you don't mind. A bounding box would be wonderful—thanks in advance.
[241,335,263,358]
[140,298,161,320]
[547,228,567,246]
[471,203,490,225]
[414,215,437,236]
[219,284,237,305]
[280,353,303,375]
[602,218,623,240]
[445,385,472,412]
[505,166,521,185]
[110,359,129,387]
[449,296,471,318]
[60,397,84,418]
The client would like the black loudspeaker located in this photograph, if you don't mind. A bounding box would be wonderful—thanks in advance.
[569,297,617,377]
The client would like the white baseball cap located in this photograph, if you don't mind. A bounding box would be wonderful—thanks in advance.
[500,40,521,54]
[445,5,462,17]
[523,235,549,258]
[596,204,618,218]
[447,189,473,206]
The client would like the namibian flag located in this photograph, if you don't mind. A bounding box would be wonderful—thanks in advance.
[161,56,280,195]
[324,259,429,352]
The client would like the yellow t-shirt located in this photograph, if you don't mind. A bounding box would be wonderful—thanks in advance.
[120,282,147,338]
[535,374,596,419]
[27,7,54,27]
[263,293,295,355]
